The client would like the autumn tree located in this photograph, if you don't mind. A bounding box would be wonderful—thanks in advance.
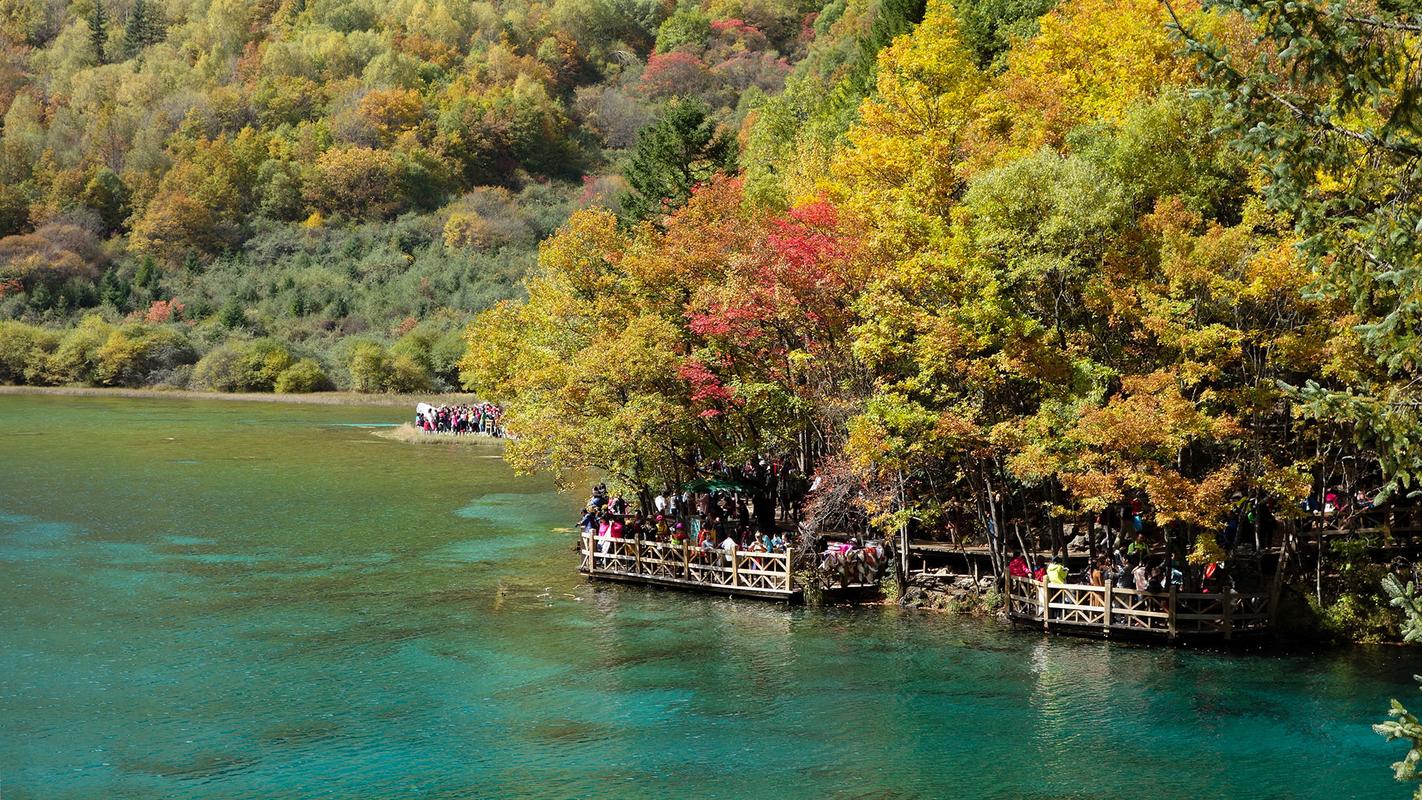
[1175,0,1422,497]
[463,177,862,517]
[305,146,407,219]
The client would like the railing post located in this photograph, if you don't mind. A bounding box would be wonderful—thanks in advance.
[1041,581,1050,631]
[1167,585,1178,640]
[1005,576,1014,616]
[1103,579,1113,636]
[634,537,642,576]
[682,538,690,579]
[784,547,793,592]
[1222,588,1234,641]
[587,533,597,575]
[732,550,740,588]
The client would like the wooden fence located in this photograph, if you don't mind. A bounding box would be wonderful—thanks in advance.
[1006,576,1272,640]
[580,533,797,599]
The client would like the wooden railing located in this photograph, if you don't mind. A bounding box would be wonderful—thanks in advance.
[580,533,795,597]
[1006,576,1272,640]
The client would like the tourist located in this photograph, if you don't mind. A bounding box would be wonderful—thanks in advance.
[1008,551,1030,578]
[1127,532,1149,565]
[1089,557,1108,587]
[720,533,737,565]
[596,514,612,554]
[1146,564,1166,593]
[1045,556,1068,585]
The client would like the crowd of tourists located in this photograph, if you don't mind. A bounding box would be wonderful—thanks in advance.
[578,482,794,557]
[1009,547,1195,592]
[1008,521,1250,596]
[414,402,503,437]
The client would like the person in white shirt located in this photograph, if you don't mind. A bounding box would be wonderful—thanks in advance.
[720,535,737,564]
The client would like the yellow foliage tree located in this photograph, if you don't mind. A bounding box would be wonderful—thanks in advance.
[968,0,1195,170]
[829,0,986,257]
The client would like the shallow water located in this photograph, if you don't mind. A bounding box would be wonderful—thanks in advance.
[0,394,1417,799]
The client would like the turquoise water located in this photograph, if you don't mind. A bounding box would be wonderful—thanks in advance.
[0,394,1417,799]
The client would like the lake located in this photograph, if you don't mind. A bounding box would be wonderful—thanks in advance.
[0,393,1416,799]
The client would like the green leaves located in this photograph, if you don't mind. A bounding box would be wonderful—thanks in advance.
[620,99,737,224]
[1383,574,1422,644]
[1376,680,1422,799]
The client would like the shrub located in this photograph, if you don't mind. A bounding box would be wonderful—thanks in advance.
[391,327,436,371]
[386,352,433,393]
[348,341,392,392]
[190,342,248,391]
[48,315,115,384]
[94,324,196,387]
[239,339,295,391]
[191,338,296,391]
[144,298,184,323]
[217,298,246,328]
[430,328,466,386]
[274,359,333,393]
[0,320,60,385]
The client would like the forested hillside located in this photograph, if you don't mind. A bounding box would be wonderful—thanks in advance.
[0,0,919,390]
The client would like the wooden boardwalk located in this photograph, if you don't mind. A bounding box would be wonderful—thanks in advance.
[581,533,799,599]
[1005,576,1273,641]
[579,533,878,600]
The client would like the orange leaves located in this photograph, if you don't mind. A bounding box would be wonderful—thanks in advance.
[1079,371,1241,453]
[1139,465,1239,528]
[143,299,184,323]
[356,88,427,144]
[625,177,757,305]
[1058,470,1125,513]
[1011,369,1246,523]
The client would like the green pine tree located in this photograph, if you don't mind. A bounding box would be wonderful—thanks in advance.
[88,1,108,64]
[217,298,246,329]
[620,99,737,224]
[122,0,164,58]
[134,255,162,295]
[98,267,130,309]
[1378,575,1422,799]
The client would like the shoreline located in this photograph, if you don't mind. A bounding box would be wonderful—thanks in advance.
[374,423,507,446]
[0,385,480,409]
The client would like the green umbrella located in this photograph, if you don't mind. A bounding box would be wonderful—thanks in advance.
[683,477,754,494]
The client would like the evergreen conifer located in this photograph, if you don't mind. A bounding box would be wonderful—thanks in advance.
[620,100,736,223]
